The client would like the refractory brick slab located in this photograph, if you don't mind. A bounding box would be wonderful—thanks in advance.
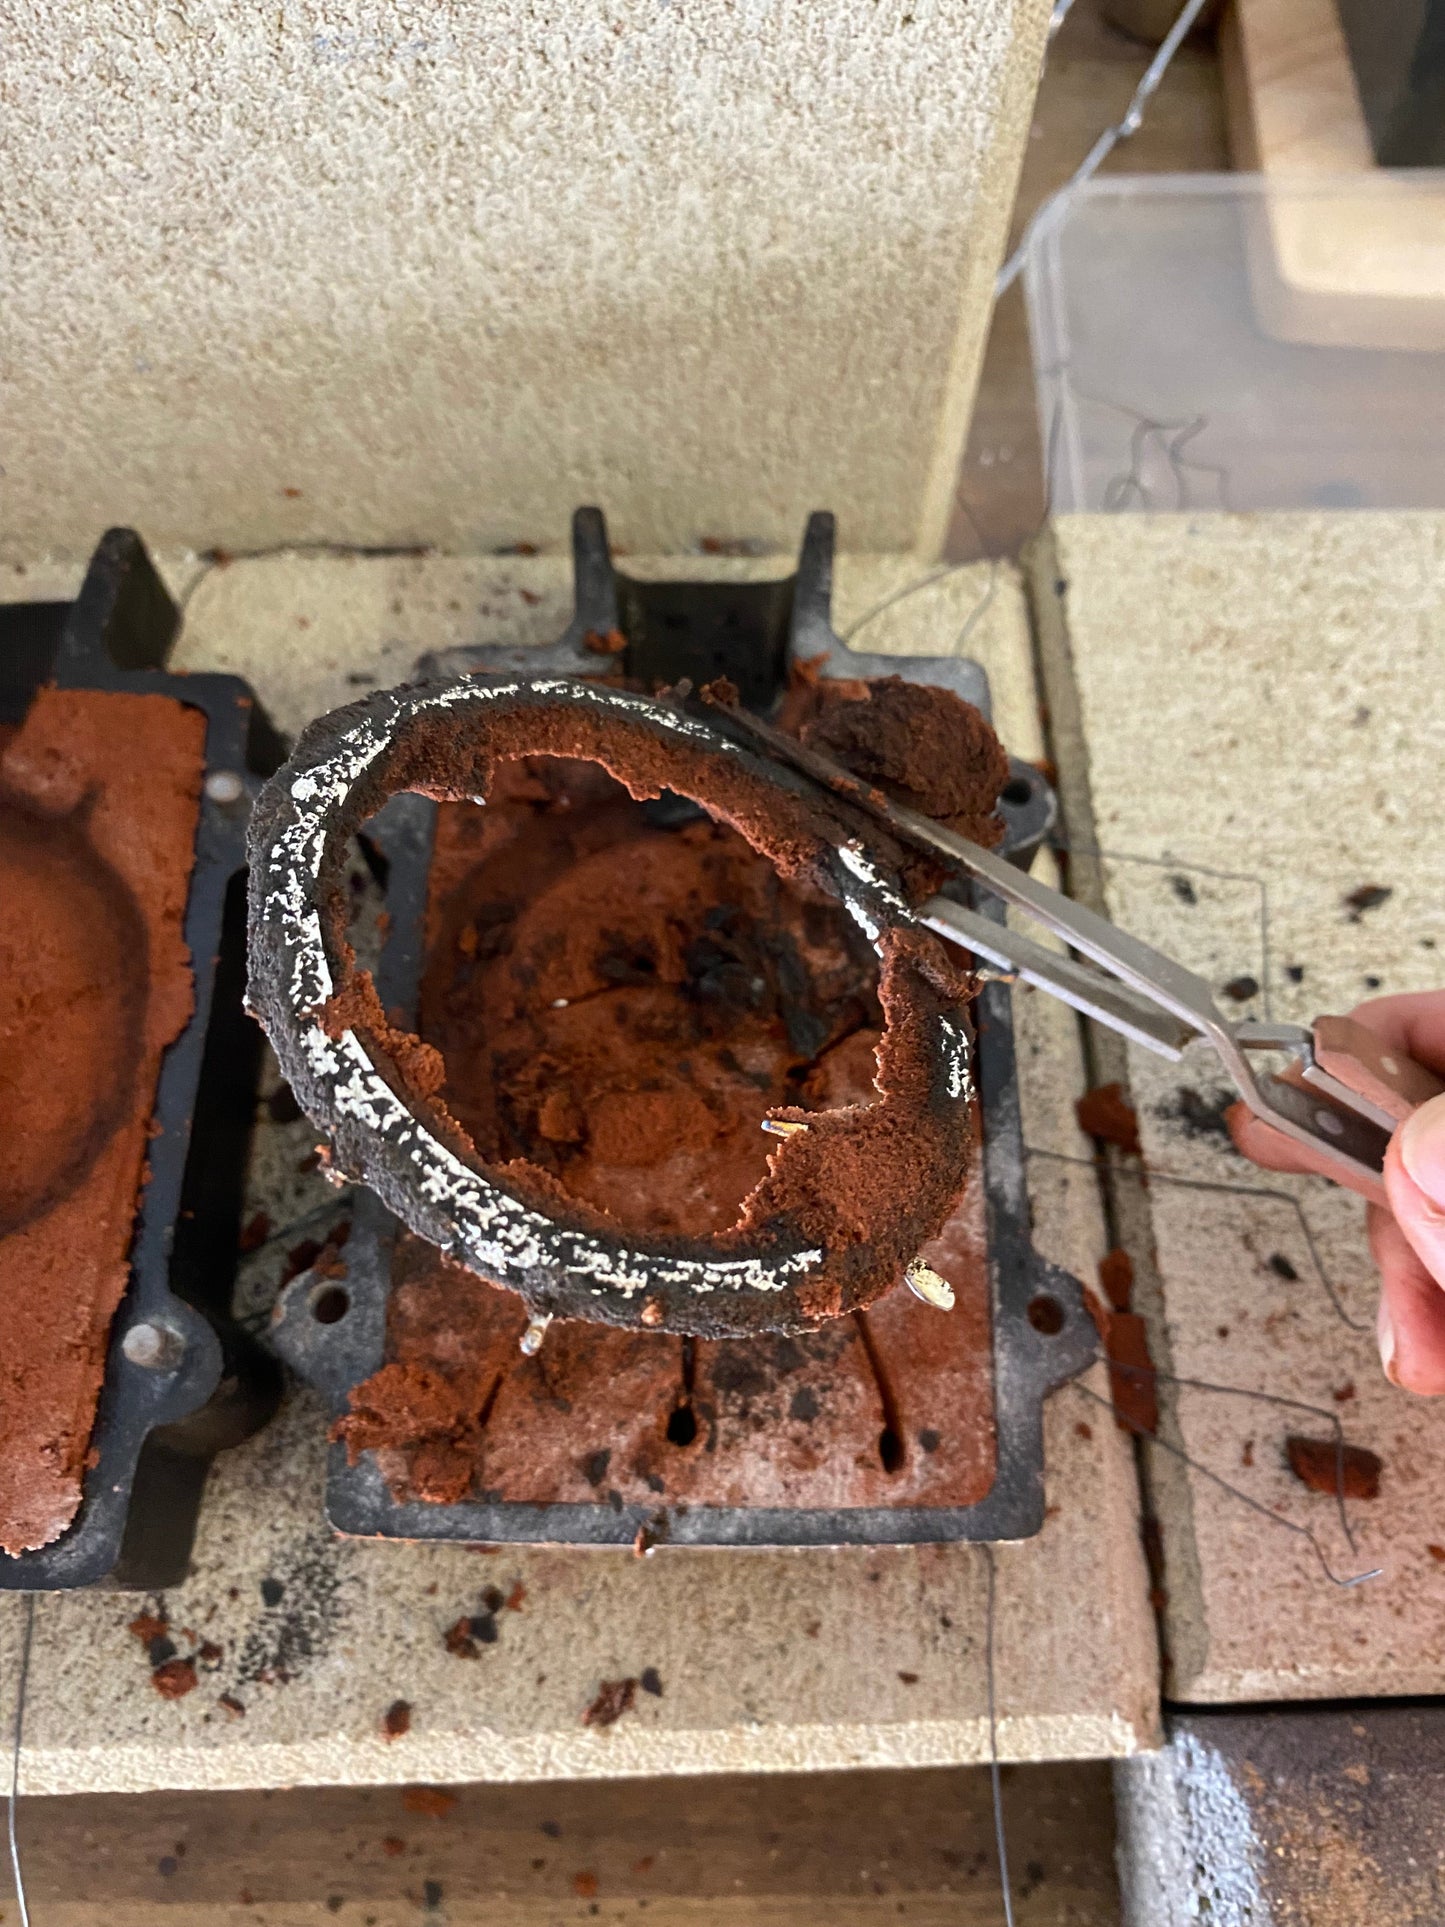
[1034,510,1445,1704]
[0,0,1049,560]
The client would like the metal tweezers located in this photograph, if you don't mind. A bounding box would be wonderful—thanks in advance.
[717,701,1443,1204]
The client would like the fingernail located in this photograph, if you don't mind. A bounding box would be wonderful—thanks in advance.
[1378,1293,1399,1385]
[1398,1094,1445,1204]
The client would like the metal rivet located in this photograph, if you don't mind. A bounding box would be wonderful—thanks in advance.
[122,1321,184,1370]
[1380,1054,1399,1076]
[205,769,245,804]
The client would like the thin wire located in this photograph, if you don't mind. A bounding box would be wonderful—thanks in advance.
[1106,1359,1365,1554]
[1074,1382,1382,1589]
[176,540,436,618]
[1047,836,1274,1022]
[981,1545,1015,1927]
[1048,0,1078,35]
[995,0,1215,296]
[7,1593,35,1927]
[1024,1145,1369,1332]
[839,555,999,652]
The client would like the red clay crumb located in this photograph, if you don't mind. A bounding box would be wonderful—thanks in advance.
[1083,1297,1158,1435]
[1285,1437,1382,1500]
[128,1611,169,1647]
[633,1855,655,1875]
[506,1581,526,1611]
[897,1671,919,1685]
[1075,1421,1093,1441]
[282,486,302,498]
[218,1693,246,1718]
[382,1699,412,1739]
[804,1620,821,1638]
[401,1786,457,1818]
[444,1616,484,1659]
[1333,1382,1357,1403]
[1076,1083,1141,1155]
[573,1872,600,1899]
[150,1658,198,1700]
[382,1837,406,1858]
[583,1678,637,1728]
[1428,1545,1445,1563]
[198,1640,223,1666]
[582,627,627,656]
[239,1889,255,1906]
[1241,1441,1255,1469]
[239,1211,272,1253]
[1098,1248,1133,1312]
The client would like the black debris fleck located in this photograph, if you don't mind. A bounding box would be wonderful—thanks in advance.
[1268,1253,1299,1281]
[582,1449,611,1488]
[158,1856,179,1878]
[1222,975,1259,1002]
[423,1878,444,1909]
[540,1820,562,1839]
[640,1667,664,1697]
[1156,1086,1235,1142]
[1364,975,1382,990]
[1344,884,1392,921]
[1285,964,1305,984]
[789,1387,820,1422]
[1169,875,1197,906]
[238,1537,344,1687]
[917,1428,942,1454]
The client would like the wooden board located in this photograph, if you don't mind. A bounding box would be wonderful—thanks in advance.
[1222,0,1445,351]
[8,1761,1121,1926]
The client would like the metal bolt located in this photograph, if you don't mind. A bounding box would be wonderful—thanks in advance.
[761,1118,808,1138]
[904,1262,956,1312]
[205,769,245,805]
[519,1313,553,1357]
[122,1321,184,1370]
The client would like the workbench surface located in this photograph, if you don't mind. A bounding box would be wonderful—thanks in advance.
[0,548,1155,1792]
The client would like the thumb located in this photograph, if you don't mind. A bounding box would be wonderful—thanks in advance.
[1384,1093,1445,1291]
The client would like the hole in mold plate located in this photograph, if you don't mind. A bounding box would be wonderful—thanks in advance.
[666,1404,699,1447]
[1027,1293,1065,1336]
[311,1283,351,1325]
[1000,776,1034,808]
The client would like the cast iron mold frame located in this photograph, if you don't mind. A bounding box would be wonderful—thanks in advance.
[0,529,285,1590]
[272,509,1097,1546]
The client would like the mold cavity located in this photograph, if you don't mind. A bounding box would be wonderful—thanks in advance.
[382,754,884,1241]
[1000,775,1034,808]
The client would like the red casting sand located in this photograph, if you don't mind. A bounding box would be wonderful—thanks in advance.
[0,688,205,1556]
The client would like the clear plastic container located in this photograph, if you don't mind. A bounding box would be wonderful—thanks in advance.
[1023,172,1445,514]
